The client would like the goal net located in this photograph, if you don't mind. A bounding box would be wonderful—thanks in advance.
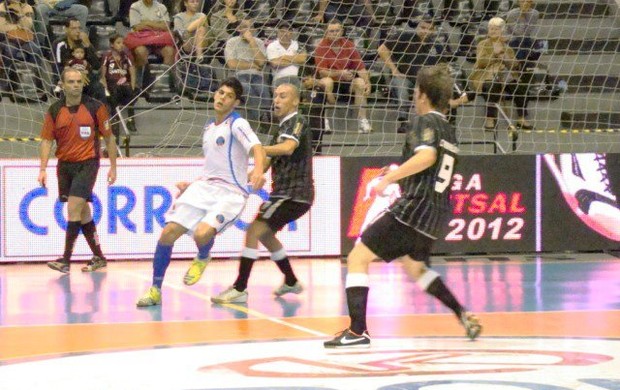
[1,0,618,158]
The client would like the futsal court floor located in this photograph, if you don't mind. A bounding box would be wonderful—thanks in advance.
[1,253,619,390]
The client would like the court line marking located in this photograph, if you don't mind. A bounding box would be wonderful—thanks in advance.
[119,269,328,337]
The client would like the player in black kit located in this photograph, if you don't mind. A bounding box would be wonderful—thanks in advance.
[324,64,482,349]
[211,83,315,304]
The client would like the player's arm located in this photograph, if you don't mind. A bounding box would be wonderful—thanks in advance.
[248,143,267,191]
[264,138,298,156]
[375,148,437,195]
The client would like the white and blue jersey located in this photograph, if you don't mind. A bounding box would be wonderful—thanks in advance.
[166,112,262,233]
[200,111,261,195]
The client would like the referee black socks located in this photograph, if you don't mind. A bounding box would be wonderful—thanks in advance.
[81,220,104,258]
[62,221,81,262]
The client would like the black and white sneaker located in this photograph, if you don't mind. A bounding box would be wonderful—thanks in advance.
[324,329,371,349]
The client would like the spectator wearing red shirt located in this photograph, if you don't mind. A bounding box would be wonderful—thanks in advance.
[314,20,373,134]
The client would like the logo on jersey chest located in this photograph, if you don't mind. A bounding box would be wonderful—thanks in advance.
[79,126,92,139]
[216,136,226,146]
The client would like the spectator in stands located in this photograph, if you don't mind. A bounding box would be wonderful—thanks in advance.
[506,0,540,63]
[52,18,106,102]
[173,0,213,62]
[239,0,278,20]
[300,64,331,155]
[377,16,449,133]
[224,18,270,125]
[314,19,372,134]
[0,0,49,101]
[66,44,89,81]
[111,0,132,26]
[101,33,137,134]
[125,0,175,91]
[209,0,247,64]
[35,0,88,33]
[266,21,307,89]
[482,0,513,20]
[468,17,533,130]
[313,0,377,28]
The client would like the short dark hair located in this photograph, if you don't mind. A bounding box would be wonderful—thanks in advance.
[416,64,453,112]
[64,18,80,27]
[219,77,244,102]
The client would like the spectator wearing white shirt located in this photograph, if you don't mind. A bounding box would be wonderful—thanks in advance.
[266,22,307,89]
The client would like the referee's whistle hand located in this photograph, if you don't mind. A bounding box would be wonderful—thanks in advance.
[107,170,117,185]
[38,171,47,188]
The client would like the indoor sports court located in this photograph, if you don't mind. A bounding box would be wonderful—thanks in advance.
[1,0,619,388]
[1,253,620,389]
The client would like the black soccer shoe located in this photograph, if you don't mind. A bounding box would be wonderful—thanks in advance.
[324,329,371,349]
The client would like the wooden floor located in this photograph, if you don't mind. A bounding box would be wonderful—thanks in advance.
[1,254,620,389]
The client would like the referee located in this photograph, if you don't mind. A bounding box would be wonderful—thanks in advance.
[38,68,117,274]
[324,64,482,349]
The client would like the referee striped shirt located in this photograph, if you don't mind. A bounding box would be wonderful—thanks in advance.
[389,111,459,239]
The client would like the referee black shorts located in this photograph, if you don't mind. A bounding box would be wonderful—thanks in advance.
[57,158,100,202]
[256,197,311,232]
[360,211,434,266]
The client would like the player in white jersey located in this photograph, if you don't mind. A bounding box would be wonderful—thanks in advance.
[137,78,267,307]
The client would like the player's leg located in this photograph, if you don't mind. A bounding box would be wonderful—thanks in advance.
[184,186,246,297]
[257,199,311,296]
[259,224,303,297]
[136,221,188,307]
[323,242,375,349]
[183,223,216,286]
[325,213,430,349]
[210,219,263,304]
[400,255,482,340]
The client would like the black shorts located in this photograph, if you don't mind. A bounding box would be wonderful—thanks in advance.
[334,82,353,103]
[361,212,434,266]
[256,197,311,232]
[57,158,100,202]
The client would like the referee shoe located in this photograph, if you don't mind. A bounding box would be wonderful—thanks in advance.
[81,256,107,272]
[324,329,371,349]
[47,259,70,274]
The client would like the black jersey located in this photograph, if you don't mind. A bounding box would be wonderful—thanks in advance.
[389,111,459,239]
[269,112,315,203]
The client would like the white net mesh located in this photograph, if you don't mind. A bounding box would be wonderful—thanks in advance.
[1,0,618,158]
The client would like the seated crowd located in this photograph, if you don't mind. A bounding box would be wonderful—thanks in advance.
[0,0,551,139]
